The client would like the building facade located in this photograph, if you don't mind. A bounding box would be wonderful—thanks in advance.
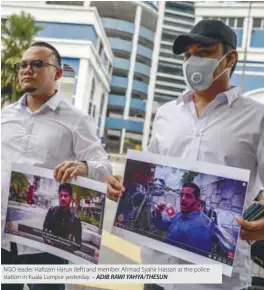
[90,1,163,154]
[154,1,195,106]
[195,1,264,101]
[1,1,113,140]
[142,1,195,149]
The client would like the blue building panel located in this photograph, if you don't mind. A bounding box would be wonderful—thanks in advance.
[236,63,264,73]
[231,73,264,93]
[130,98,146,111]
[135,62,150,76]
[101,18,134,34]
[36,21,97,46]
[137,44,153,59]
[233,28,243,48]
[108,94,146,111]
[133,80,148,95]
[108,38,132,53]
[139,26,154,42]
[113,57,130,70]
[105,117,143,133]
[111,76,128,88]
[108,94,125,107]
[250,30,264,48]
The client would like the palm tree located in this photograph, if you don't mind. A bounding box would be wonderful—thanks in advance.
[181,171,199,185]
[1,11,43,106]
[10,172,29,198]
[72,185,99,208]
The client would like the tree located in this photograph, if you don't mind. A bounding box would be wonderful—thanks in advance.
[71,185,98,208]
[1,12,43,106]
[181,171,199,185]
[10,172,29,197]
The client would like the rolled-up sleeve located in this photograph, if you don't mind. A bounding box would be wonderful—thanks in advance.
[73,114,112,182]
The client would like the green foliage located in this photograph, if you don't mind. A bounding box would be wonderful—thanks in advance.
[77,211,100,227]
[1,11,43,106]
[10,172,29,194]
[181,171,199,185]
[72,185,99,207]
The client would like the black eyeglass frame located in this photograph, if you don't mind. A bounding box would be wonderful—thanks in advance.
[14,59,60,71]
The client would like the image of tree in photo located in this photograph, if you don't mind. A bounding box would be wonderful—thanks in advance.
[1,11,43,107]
[72,185,104,228]
[181,171,199,185]
[9,172,29,203]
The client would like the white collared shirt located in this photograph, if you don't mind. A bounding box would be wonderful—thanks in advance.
[1,92,112,255]
[142,86,264,290]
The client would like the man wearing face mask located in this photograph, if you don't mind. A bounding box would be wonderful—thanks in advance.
[107,19,264,290]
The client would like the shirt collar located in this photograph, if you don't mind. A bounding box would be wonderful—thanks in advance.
[178,86,241,107]
[11,91,61,112]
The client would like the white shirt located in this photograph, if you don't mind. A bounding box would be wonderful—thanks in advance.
[1,92,112,255]
[142,86,264,290]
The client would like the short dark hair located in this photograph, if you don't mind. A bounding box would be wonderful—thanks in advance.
[181,183,201,200]
[58,183,73,197]
[222,42,237,78]
[30,41,61,67]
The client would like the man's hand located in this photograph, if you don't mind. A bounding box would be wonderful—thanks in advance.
[154,201,167,215]
[54,161,88,184]
[106,175,125,202]
[235,216,264,241]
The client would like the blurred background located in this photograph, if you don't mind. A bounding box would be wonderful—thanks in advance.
[1,1,264,290]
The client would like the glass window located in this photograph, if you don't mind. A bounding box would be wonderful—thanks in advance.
[229,18,235,27]
[46,1,84,6]
[237,18,244,28]
[89,79,96,115]
[253,18,262,28]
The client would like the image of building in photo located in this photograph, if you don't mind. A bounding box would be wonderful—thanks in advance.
[1,1,114,140]
[195,1,264,103]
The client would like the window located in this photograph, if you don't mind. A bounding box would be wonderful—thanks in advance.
[97,94,105,136]
[204,17,244,28]
[46,1,84,6]
[89,79,96,116]
[237,18,244,28]
[253,18,264,28]
[229,18,235,27]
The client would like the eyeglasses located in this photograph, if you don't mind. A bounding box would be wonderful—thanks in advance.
[14,59,59,71]
[59,193,70,198]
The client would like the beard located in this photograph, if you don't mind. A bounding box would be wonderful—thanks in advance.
[23,87,37,93]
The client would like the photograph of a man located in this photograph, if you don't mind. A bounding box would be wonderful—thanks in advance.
[153,183,233,255]
[154,183,213,252]
[43,183,82,251]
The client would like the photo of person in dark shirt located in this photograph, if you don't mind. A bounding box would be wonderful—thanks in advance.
[43,183,82,251]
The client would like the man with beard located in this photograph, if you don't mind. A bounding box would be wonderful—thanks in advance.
[107,19,264,290]
[1,41,111,290]
[43,183,82,251]
[153,183,216,253]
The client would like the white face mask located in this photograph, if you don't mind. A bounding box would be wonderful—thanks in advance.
[182,53,229,91]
